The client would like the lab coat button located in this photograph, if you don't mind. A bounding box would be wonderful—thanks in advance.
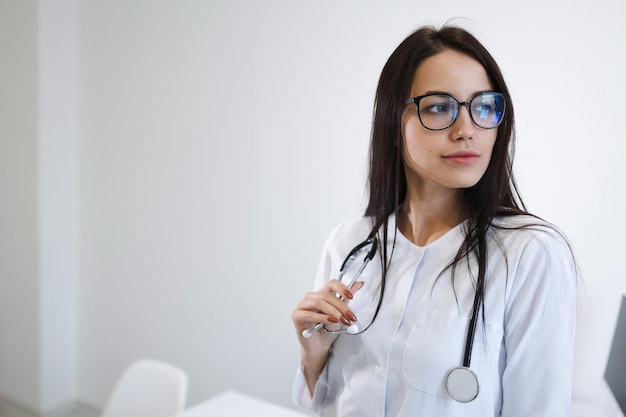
[374,366,383,375]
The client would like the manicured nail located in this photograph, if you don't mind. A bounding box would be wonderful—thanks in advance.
[343,290,353,299]
[340,316,351,326]
[346,310,357,322]
[327,316,339,323]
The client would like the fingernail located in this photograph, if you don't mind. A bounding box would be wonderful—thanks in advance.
[340,316,351,326]
[346,310,357,322]
[343,290,353,299]
[328,316,339,323]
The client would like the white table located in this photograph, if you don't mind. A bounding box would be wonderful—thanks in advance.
[178,391,623,417]
[176,391,311,417]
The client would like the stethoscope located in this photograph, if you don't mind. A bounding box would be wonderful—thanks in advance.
[302,237,379,338]
[446,288,482,403]
[302,235,483,403]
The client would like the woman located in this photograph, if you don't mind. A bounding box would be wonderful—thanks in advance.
[291,25,577,416]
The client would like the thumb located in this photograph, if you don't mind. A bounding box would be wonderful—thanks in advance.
[350,281,365,294]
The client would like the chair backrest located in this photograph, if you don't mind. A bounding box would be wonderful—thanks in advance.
[101,359,188,417]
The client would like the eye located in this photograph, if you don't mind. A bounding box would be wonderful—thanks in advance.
[424,103,450,114]
[471,93,505,119]
[475,103,495,115]
[471,98,499,120]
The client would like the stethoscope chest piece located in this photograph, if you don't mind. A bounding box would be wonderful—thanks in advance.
[446,366,480,403]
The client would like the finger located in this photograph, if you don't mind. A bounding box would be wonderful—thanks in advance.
[299,292,352,321]
[294,292,357,326]
[292,308,340,328]
[324,279,356,301]
[316,296,358,327]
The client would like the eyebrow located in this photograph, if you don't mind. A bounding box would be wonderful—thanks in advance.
[421,90,451,96]
[412,90,494,99]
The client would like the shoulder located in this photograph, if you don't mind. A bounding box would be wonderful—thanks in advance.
[323,216,374,254]
[490,214,572,254]
[489,214,578,290]
[313,216,375,288]
[489,214,578,288]
[490,216,579,338]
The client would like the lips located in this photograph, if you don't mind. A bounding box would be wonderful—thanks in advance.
[442,149,480,165]
[443,150,480,158]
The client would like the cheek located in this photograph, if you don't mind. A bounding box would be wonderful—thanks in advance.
[402,134,430,166]
[479,135,498,172]
[484,134,498,159]
[402,116,433,156]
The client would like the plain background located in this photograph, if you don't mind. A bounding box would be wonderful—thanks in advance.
[1,0,625,415]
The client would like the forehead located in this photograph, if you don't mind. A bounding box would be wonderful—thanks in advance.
[410,49,493,98]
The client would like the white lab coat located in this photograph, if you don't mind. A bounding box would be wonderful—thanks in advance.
[293,214,577,417]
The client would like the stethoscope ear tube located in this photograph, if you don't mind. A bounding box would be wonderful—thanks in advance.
[338,237,378,271]
[302,322,323,339]
[302,236,379,339]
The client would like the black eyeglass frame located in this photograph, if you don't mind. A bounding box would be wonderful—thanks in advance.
[405,91,506,131]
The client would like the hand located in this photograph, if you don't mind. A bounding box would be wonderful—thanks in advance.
[292,279,363,350]
[291,279,364,395]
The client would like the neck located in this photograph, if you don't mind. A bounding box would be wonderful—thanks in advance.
[397,188,465,246]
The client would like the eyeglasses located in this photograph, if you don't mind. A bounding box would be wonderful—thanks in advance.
[405,91,506,131]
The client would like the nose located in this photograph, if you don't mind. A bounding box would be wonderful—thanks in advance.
[450,104,474,141]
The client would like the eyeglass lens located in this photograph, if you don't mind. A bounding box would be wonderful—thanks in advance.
[418,92,505,130]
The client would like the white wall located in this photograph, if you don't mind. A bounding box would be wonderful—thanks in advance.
[0,0,78,414]
[78,0,626,411]
[1,0,625,414]
[0,0,40,409]
[37,0,78,411]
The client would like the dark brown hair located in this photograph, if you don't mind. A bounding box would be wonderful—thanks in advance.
[365,25,527,316]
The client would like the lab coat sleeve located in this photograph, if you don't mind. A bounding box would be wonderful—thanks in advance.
[500,228,578,417]
[291,223,343,412]
[292,361,330,412]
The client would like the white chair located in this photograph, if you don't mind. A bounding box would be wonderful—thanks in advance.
[101,359,188,417]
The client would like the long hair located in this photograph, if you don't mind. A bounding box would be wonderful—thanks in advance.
[365,25,528,316]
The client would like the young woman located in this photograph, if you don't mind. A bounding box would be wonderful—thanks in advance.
[291,25,578,416]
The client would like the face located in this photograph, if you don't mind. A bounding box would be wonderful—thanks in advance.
[402,49,498,196]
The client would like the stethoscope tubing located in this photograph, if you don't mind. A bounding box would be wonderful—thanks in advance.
[301,237,378,339]
[463,285,483,367]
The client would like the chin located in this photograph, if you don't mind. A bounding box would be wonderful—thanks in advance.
[446,176,483,190]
